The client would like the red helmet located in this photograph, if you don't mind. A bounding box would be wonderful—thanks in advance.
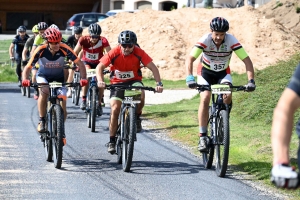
[43,28,62,43]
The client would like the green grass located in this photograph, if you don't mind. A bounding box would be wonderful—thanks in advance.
[0,40,11,65]
[143,53,300,198]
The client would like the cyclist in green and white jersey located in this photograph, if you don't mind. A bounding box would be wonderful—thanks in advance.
[185,17,256,152]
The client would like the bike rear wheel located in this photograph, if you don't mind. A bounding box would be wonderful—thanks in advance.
[215,109,230,177]
[51,105,64,169]
[116,133,122,164]
[26,86,30,98]
[87,90,91,128]
[91,86,97,132]
[122,106,136,172]
[202,106,214,169]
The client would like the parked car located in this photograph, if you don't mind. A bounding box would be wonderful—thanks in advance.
[65,12,109,32]
[105,9,135,16]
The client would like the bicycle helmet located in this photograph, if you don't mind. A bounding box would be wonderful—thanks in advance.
[17,25,26,32]
[118,30,137,45]
[88,23,101,36]
[37,22,48,30]
[43,28,62,43]
[32,25,38,33]
[73,26,83,34]
[210,17,229,32]
[49,24,60,30]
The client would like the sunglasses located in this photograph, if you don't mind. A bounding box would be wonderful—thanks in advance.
[49,42,60,45]
[121,44,134,48]
[91,35,99,39]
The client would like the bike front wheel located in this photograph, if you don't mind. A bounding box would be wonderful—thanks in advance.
[202,106,214,169]
[91,86,97,132]
[122,106,136,172]
[26,86,30,98]
[215,109,230,177]
[21,86,26,96]
[51,104,64,169]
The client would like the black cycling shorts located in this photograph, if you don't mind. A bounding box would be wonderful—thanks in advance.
[110,80,143,101]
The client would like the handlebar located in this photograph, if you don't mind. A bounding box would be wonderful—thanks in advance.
[30,82,80,88]
[105,84,156,92]
[195,84,246,92]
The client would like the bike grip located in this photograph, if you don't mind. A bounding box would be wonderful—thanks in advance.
[80,79,88,87]
[22,80,30,87]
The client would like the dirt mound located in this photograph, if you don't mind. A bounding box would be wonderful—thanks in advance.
[83,1,300,80]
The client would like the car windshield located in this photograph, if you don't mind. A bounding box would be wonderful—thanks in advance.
[98,15,107,22]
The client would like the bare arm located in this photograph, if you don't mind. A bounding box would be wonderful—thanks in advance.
[9,43,14,57]
[185,55,196,76]
[22,65,31,81]
[242,56,255,80]
[22,48,28,61]
[272,88,300,165]
[74,59,86,79]
[73,43,82,56]
[30,45,37,56]
[104,46,111,54]
[96,62,106,83]
[145,62,161,83]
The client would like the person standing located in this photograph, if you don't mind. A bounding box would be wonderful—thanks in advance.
[9,25,30,86]
[187,0,196,7]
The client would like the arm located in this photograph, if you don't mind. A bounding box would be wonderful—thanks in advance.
[242,56,255,81]
[73,42,82,56]
[104,46,111,54]
[22,64,32,81]
[96,62,107,84]
[30,45,37,56]
[145,62,163,93]
[272,88,300,165]
[9,43,14,58]
[74,59,86,79]
[22,48,28,61]
[185,55,196,76]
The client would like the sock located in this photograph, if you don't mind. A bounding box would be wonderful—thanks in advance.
[82,96,86,101]
[110,136,116,143]
[39,117,45,122]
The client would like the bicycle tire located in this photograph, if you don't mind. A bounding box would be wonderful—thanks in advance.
[202,106,214,169]
[43,112,53,162]
[26,86,30,98]
[215,109,230,177]
[116,134,122,164]
[51,105,64,169]
[21,86,26,96]
[75,85,81,106]
[87,89,91,128]
[122,106,136,172]
[71,87,75,104]
[91,86,97,132]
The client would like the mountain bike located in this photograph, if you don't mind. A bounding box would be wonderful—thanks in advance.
[85,69,110,132]
[31,82,78,169]
[106,84,156,172]
[196,83,246,177]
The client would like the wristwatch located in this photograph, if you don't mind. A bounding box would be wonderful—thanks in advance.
[156,82,163,87]
[248,79,255,84]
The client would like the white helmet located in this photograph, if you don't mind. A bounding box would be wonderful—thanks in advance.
[49,24,60,30]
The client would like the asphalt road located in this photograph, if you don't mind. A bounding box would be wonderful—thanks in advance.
[0,83,279,200]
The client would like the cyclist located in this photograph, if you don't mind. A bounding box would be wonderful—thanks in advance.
[22,28,88,133]
[185,17,256,152]
[96,30,164,154]
[8,25,30,87]
[74,23,111,115]
[30,22,48,99]
[66,26,83,97]
[271,63,300,189]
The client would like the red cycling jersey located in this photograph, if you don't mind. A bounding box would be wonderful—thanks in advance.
[79,36,110,64]
[100,45,152,84]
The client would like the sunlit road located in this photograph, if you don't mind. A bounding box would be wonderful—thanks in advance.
[0,83,275,199]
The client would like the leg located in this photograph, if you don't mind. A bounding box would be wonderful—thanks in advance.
[136,90,145,133]
[32,69,39,100]
[37,85,49,133]
[198,90,211,152]
[66,68,74,97]
[15,56,22,86]
[107,99,122,154]
[80,64,91,110]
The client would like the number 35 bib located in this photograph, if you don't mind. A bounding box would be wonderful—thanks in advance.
[115,70,134,80]
[210,59,229,72]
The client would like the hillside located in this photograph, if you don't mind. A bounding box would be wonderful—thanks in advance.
[84,0,300,80]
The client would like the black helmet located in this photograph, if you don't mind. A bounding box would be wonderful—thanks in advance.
[210,17,229,32]
[88,23,101,35]
[118,30,137,45]
[17,25,26,32]
[74,26,83,34]
[37,22,48,30]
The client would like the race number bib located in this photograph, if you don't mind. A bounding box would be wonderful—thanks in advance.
[210,59,228,72]
[115,70,134,80]
[85,52,99,60]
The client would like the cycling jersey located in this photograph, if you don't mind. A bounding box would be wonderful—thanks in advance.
[27,43,80,81]
[24,35,35,52]
[66,35,78,49]
[190,33,249,74]
[288,63,300,97]
[12,34,30,54]
[33,35,45,47]
[79,36,110,64]
[100,45,152,84]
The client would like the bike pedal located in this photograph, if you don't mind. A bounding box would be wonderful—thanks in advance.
[62,138,67,146]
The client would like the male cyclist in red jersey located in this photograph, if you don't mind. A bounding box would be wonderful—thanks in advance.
[74,23,111,116]
[96,30,163,154]
[185,17,256,152]
[22,28,88,133]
